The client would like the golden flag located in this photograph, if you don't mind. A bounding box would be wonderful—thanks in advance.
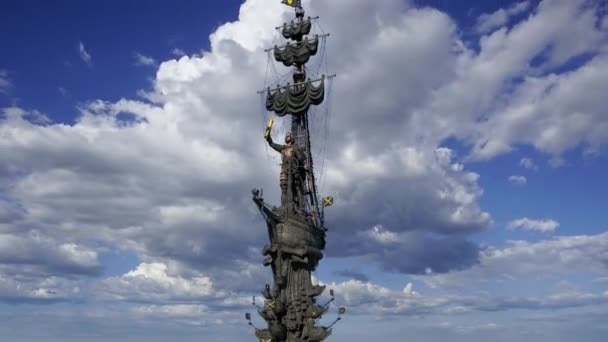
[281,0,301,7]
[322,196,334,207]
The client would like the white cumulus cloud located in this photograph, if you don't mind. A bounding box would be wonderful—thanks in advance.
[134,52,157,67]
[419,231,608,289]
[508,217,560,233]
[476,1,530,34]
[509,175,527,185]
[519,157,538,171]
[0,69,12,94]
[78,41,92,66]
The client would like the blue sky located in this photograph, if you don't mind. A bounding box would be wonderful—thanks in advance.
[1,0,608,341]
[0,0,243,123]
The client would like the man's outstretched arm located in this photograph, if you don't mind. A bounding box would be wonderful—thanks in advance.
[267,135,284,153]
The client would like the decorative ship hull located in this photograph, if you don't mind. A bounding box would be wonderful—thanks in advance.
[252,189,331,341]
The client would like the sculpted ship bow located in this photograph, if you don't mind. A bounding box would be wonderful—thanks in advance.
[248,1,341,341]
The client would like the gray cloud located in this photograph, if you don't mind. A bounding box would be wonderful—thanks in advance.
[323,278,608,317]
[326,228,481,274]
[0,271,86,304]
[375,233,481,274]
[334,269,369,282]
[0,232,103,277]
[418,232,608,289]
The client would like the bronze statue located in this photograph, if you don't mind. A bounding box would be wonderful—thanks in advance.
[266,131,306,213]
[248,1,343,341]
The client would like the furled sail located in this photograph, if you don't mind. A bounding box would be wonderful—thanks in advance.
[281,17,312,41]
[274,35,319,67]
[266,77,325,116]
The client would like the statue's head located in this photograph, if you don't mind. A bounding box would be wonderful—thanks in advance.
[285,132,294,144]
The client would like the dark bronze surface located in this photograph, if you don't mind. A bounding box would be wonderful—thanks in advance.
[250,2,338,341]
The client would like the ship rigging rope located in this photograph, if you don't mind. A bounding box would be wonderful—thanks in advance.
[268,32,292,84]
[261,31,294,164]
[315,21,331,82]
[309,22,332,194]
[305,35,327,80]
[318,77,333,194]
[260,21,334,192]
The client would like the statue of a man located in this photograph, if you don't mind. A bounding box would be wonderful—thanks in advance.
[266,131,305,211]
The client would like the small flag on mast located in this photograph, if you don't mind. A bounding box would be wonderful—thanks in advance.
[281,0,301,8]
[322,196,334,207]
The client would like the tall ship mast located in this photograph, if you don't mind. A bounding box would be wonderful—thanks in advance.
[248,0,342,341]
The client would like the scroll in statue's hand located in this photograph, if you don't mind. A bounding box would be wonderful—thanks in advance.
[265,119,273,141]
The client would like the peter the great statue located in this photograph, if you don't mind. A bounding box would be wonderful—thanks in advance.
[247,1,343,341]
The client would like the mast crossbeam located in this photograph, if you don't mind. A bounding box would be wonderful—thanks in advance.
[257,74,335,94]
[264,33,330,53]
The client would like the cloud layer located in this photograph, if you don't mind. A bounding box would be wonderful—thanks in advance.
[0,0,607,340]
[508,217,559,233]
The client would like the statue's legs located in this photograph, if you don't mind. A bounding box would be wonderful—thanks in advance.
[280,176,289,208]
[295,178,305,213]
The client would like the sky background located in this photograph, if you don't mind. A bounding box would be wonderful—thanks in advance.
[1,0,608,341]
